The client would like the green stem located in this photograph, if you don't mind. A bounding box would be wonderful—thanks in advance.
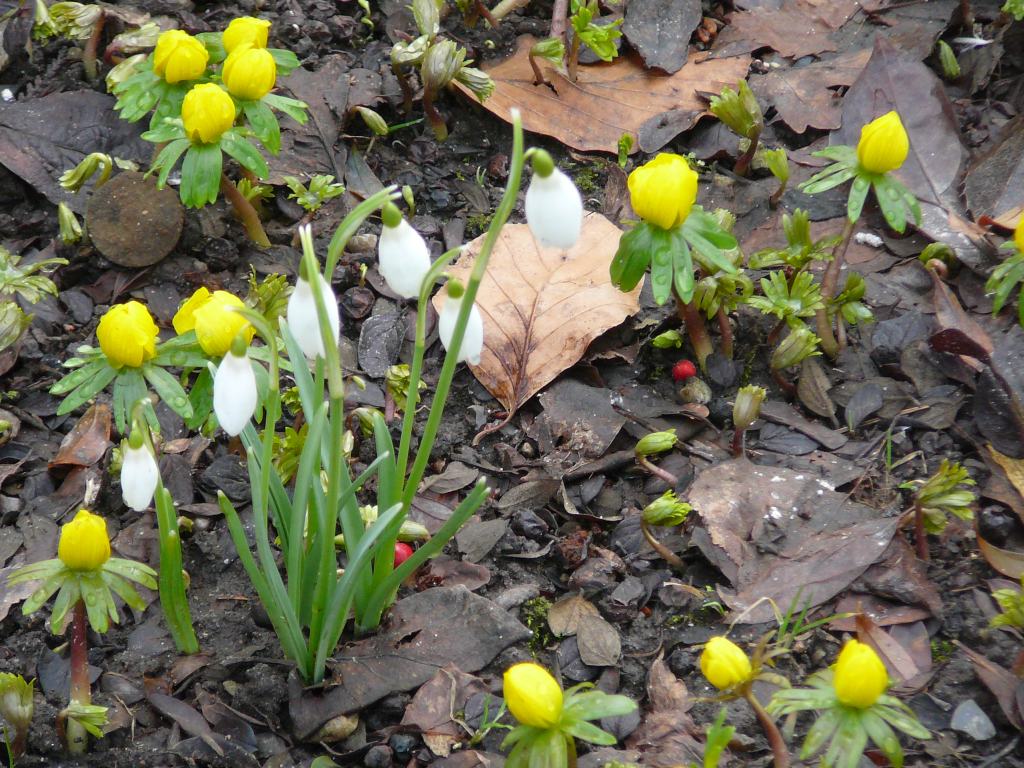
[400,114,525,511]
[396,247,462,483]
[325,186,400,274]
[66,601,89,754]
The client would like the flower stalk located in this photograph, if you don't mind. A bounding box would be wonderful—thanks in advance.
[66,601,90,754]
[221,175,271,247]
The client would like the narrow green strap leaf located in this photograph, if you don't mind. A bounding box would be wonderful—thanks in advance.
[180,143,223,209]
[221,132,270,179]
[847,174,871,222]
[143,364,194,419]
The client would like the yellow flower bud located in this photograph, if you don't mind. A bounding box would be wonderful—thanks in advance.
[181,83,236,144]
[222,44,276,101]
[96,301,159,368]
[627,153,698,230]
[503,663,564,728]
[173,288,253,357]
[152,29,209,84]
[58,509,111,571]
[856,111,909,175]
[700,636,752,690]
[223,16,271,53]
[1015,217,1023,254]
[833,639,888,708]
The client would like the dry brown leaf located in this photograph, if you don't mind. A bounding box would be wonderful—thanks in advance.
[712,0,860,59]
[627,654,706,767]
[547,593,600,637]
[756,49,871,133]
[49,403,112,470]
[435,213,641,440]
[453,36,750,154]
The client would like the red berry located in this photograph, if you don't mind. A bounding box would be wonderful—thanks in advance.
[394,542,414,567]
[672,359,697,382]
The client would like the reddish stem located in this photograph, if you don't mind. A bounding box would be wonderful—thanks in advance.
[676,296,713,371]
[733,129,760,178]
[550,0,569,41]
[422,89,448,141]
[731,427,745,458]
[220,175,271,247]
[637,456,679,487]
[744,690,791,768]
[716,306,734,358]
[816,218,855,359]
[66,600,90,753]
[82,13,105,83]
[640,519,684,568]
[566,35,581,82]
[771,368,796,398]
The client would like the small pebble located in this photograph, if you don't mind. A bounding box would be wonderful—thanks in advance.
[364,744,393,768]
[950,699,996,741]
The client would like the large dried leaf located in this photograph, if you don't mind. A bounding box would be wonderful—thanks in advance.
[688,459,898,622]
[833,37,989,270]
[435,213,640,437]
[755,49,870,133]
[622,0,702,74]
[963,116,1024,229]
[713,0,859,59]
[627,655,706,767]
[454,36,750,154]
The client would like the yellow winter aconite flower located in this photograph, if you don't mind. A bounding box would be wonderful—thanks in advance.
[181,83,236,144]
[97,301,158,368]
[856,111,909,175]
[173,288,254,357]
[700,636,752,691]
[833,639,888,708]
[503,663,564,728]
[222,44,277,101]
[58,509,111,571]
[152,29,209,84]
[627,153,698,230]
[223,16,271,53]
[1015,217,1024,254]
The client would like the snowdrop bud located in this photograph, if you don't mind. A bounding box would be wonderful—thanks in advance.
[214,338,258,436]
[378,202,432,299]
[288,227,341,359]
[438,280,484,365]
[525,149,583,249]
[121,431,159,512]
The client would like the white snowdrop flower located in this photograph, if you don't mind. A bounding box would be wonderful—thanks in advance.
[524,149,583,250]
[288,225,340,359]
[121,439,159,512]
[214,346,258,437]
[378,202,431,299]
[438,281,483,365]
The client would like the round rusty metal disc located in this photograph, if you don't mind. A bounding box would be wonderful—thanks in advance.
[85,171,184,268]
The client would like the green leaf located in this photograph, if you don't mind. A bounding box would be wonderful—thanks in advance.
[142,117,187,144]
[269,48,301,75]
[801,163,856,195]
[561,718,617,745]
[50,358,113,396]
[824,710,868,768]
[799,707,842,759]
[609,223,654,293]
[562,691,638,720]
[55,362,118,416]
[151,138,191,188]
[195,31,226,63]
[650,227,674,305]
[263,93,309,124]
[143,364,194,419]
[180,143,223,208]
[861,710,903,768]
[873,176,907,233]
[243,100,282,154]
[847,174,870,222]
[221,132,270,179]
[672,238,694,304]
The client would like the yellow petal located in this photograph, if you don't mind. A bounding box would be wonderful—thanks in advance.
[503,663,564,728]
[173,287,212,334]
[627,153,698,230]
[833,639,888,708]
[97,301,159,368]
[58,509,111,571]
[699,636,752,690]
[856,111,909,175]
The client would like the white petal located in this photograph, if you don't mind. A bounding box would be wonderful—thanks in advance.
[121,444,159,512]
[214,350,258,436]
[378,219,432,299]
[524,168,583,249]
[286,274,340,358]
[438,294,484,365]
